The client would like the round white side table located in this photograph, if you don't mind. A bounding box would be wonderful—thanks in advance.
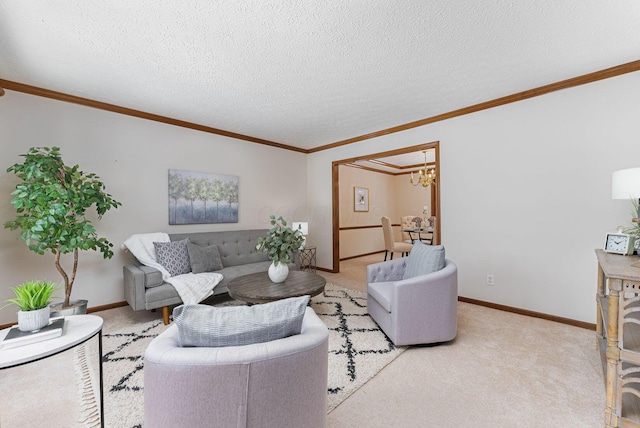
[0,314,104,427]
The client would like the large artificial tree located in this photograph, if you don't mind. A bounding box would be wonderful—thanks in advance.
[4,146,121,308]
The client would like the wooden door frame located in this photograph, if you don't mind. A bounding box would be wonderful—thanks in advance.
[331,141,441,272]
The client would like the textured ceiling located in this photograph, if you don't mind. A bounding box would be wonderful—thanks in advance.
[1,1,639,151]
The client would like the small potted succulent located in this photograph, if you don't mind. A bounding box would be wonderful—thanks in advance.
[3,280,59,331]
[256,215,305,283]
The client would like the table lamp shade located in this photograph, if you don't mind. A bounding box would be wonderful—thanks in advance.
[612,168,640,199]
[292,222,308,236]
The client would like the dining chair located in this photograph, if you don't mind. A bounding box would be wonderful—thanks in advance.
[381,216,413,261]
[401,216,416,243]
[401,215,434,244]
[422,216,436,245]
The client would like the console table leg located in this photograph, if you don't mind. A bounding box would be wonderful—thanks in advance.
[605,286,621,427]
[597,264,605,350]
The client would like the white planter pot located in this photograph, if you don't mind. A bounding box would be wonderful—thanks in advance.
[18,306,51,332]
[268,262,289,283]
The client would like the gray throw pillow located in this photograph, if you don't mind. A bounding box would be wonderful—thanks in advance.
[154,239,191,277]
[187,242,223,273]
[402,241,445,279]
[173,295,310,347]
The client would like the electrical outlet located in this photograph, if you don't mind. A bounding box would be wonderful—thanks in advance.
[486,274,494,286]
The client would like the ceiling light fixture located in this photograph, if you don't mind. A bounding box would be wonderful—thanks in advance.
[409,150,436,188]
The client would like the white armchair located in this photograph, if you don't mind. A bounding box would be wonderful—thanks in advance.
[367,257,457,346]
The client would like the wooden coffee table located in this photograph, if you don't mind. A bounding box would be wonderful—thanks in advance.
[227,270,326,304]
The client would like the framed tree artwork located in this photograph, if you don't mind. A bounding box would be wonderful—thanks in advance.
[354,186,369,212]
[168,169,238,224]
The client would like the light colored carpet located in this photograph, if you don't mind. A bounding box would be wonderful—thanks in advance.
[325,255,604,428]
[327,300,604,427]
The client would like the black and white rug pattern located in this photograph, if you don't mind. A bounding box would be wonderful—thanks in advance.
[310,285,406,410]
[102,319,166,428]
[100,284,406,426]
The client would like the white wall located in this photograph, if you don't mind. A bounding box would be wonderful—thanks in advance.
[338,165,394,258]
[3,71,638,325]
[394,174,432,218]
[308,71,640,323]
[0,92,308,325]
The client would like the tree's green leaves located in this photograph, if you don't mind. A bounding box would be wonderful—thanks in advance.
[3,146,121,308]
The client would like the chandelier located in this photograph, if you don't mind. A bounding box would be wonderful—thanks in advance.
[409,150,436,188]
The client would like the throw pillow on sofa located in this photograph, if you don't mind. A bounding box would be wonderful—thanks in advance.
[187,242,223,273]
[154,238,191,277]
[173,295,310,347]
[402,241,445,279]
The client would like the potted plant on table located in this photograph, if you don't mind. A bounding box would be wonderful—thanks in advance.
[256,215,305,283]
[2,280,59,332]
[3,146,121,315]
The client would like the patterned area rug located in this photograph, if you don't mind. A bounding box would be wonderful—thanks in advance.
[312,284,406,411]
[101,284,406,427]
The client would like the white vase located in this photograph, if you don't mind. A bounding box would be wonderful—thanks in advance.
[18,306,51,332]
[268,261,289,283]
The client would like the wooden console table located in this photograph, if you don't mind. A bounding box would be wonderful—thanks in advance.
[596,249,640,427]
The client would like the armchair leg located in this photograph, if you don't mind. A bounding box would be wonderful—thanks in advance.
[384,250,388,261]
[162,306,170,325]
[390,253,394,260]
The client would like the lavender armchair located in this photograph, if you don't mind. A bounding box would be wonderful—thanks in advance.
[143,307,328,428]
[367,258,458,346]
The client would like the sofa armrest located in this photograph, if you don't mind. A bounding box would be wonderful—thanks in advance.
[367,257,407,283]
[123,264,149,311]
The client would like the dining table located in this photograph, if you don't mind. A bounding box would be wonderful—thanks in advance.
[402,226,434,244]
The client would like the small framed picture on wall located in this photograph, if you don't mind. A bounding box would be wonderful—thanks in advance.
[354,186,369,212]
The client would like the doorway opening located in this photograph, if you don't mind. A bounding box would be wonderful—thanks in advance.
[330,141,440,272]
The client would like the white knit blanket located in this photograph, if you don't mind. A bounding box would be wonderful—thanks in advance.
[123,233,222,305]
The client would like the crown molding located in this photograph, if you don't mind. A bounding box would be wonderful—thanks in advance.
[3,59,639,155]
[308,59,640,153]
[0,79,307,154]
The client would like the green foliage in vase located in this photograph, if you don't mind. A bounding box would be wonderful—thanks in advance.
[255,215,305,266]
[2,280,59,312]
[3,147,121,308]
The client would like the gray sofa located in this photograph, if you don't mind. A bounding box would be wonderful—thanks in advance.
[144,306,328,428]
[123,229,297,324]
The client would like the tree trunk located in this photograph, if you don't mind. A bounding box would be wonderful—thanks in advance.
[54,246,78,307]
